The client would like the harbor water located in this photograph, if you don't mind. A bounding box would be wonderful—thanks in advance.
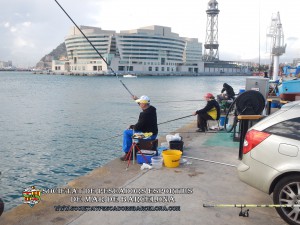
[0,72,246,211]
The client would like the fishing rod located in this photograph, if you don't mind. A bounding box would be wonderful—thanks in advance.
[54,0,134,97]
[158,131,222,134]
[157,114,193,125]
[203,203,300,208]
[99,113,227,142]
[99,114,194,142]
[203,203,300,217]
[98,113,229,142]
[99,130,220,142]
[155,99,206,103]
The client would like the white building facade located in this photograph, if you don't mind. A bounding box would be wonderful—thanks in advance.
[52,25,204,75]
[0,60,13,69]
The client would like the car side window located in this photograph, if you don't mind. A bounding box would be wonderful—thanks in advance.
[264,117,300,141]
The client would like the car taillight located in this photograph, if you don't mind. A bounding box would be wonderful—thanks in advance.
[243,129,271,154]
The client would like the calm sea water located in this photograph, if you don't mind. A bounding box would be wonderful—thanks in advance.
[0,71,247,211]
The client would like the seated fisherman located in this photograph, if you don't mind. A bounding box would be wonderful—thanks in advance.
[120,95,158,161]
[193,93,220,132]
[217,83,236,103]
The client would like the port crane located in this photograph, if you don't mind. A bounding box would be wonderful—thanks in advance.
[266,12,286,81]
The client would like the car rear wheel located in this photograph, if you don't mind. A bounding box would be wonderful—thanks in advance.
[273,175,300,225]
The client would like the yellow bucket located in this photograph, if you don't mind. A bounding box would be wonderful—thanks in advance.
[162,150,182,168]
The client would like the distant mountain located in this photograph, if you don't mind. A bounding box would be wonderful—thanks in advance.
[35,42,67,69]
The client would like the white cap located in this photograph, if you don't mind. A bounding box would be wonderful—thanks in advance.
[135,95,150,104]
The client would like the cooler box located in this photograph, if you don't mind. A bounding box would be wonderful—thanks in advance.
[136,150,157,164]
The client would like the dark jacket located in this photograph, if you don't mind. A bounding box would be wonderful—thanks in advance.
[196,99,220,120]
[134,105,158,135]
[221,83,235,99]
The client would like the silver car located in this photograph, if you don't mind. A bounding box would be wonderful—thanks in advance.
[238,100,300,225]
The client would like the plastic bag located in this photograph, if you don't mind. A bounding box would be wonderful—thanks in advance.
[166,133,182,143]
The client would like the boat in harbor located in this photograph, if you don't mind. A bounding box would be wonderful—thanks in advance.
[276,65,300,101]
[276,79,300,101]
[282,65,300,76]
[123,57,137,78]
[123,74,137,78]
[266,12,300,101]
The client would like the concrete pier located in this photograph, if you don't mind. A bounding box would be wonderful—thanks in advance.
[0,121,285,225]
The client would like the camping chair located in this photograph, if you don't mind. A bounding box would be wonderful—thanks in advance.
[207,116,221,131]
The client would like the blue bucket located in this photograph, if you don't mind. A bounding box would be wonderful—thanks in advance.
[219,116,228,126]
[271,102,279,108]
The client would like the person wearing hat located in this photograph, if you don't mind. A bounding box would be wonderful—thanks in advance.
[120,95,158,161]
[193,93,220,132]
[217,83,235,103]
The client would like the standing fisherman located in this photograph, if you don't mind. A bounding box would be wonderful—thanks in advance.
[120,95,158,161]
[217,83,235,103]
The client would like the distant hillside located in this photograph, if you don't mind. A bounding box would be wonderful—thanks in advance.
[36,42,67,69]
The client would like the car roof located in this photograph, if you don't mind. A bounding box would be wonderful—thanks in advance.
[281,100,300,110]
[250,100,300,131]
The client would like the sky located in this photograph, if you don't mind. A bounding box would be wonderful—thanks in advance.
[0,0,299,68]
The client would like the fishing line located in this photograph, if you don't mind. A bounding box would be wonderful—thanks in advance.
[182,156,236,167]
[54,0,134,97]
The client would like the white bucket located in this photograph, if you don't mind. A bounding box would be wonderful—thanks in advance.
[151,156,163,169]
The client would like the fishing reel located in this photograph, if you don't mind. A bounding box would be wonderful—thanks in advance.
[239,206,249,217]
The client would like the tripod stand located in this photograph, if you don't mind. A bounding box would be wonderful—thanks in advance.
[125,138,149,169]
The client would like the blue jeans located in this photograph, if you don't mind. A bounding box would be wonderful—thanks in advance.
[122,129,157,153]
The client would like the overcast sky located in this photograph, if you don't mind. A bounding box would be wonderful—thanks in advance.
[0,0,299,68]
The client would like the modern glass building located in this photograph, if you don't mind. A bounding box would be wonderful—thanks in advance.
[52,25,204,75]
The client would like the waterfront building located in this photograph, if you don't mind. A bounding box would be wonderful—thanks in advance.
[52,25,204,75]
[0,60,13,69]
[292,58,300,66]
